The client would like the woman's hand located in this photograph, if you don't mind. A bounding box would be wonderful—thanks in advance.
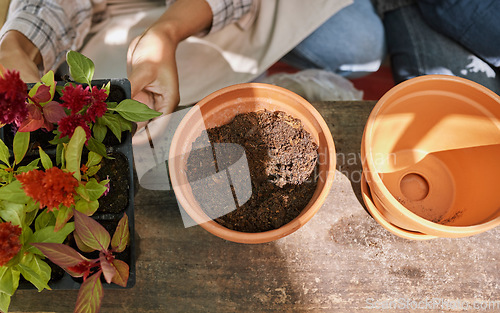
[126,0,213,130]
[127,29,180,130]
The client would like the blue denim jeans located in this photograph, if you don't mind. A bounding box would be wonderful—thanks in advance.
[280,0,386,78]
[384,2,500,94]
[418,0,500,68]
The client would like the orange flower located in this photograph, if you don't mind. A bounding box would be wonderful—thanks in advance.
[0,222,22,266]
[16,167,79,210]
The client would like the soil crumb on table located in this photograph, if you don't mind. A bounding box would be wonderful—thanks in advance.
[186,110,319,233]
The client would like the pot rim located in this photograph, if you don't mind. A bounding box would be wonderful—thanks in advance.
[361,75,500,236]
[169,83,336,244]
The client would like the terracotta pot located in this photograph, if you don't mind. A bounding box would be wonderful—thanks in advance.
[360,174,437,240]
[169,83,336,244]
[362,75,500,238]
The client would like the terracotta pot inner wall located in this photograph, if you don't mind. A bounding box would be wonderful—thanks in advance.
[367,78,500,227]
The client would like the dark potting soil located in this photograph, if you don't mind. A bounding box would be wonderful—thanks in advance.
[186,110,319,233]
[97,152,130,214]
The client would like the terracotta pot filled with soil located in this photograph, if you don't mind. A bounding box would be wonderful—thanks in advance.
[169,83,336,244]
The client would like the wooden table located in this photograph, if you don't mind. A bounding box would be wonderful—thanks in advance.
[11,101,500,312]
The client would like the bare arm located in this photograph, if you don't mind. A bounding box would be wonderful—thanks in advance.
[127,0,214,125]
[0,0,92,79]
[0,30,41,82]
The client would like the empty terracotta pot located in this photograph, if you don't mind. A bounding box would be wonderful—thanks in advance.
[360,174,437,240]
[362,75,500,238]
[169,83,336,244]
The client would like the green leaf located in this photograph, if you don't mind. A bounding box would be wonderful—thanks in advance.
[76,184,90,202]
[26,222,75,255]
[49,134,69,146]
[38,147,53,170]
[20,225,33,247]
[13,131,29,165]
[0,140,10,166]
[55,84,64,97]
[111,213,129,253]
[34,209,56,231]
[106,102,117,109]
[56,143,64,167]
[16,158,40,173]
[66,50,94,85]
[66,126,86,181]
[86,137,108,158]
[85,179,108,201]
[85,165,101,178]
[18,255,51,292]
[25,198,38,213]
[100,113,123,142]
[92,122,107,143]
[0,292,12,313]
[102,81,110,96]
[0,267,20,296]
[86,151,102,168]
[74,272,103,313]
[0,202,24,226]
[110,99,162,122]
[116,114,133,132]
[0,180,30,204]
[25,207,38,228]
[54,206,73,232]
[75,199,99,216]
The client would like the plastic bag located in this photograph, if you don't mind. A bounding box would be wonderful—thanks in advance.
[261,69,363,101]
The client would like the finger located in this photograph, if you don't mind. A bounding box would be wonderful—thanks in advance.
[132,90,154,130]
[129,65,154,100]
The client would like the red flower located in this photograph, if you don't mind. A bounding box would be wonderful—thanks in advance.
[0,222,22,266]
[85,86,108,122]
[60,84,91,113]
[16,167,79,210]
[58,114,91,141]
[0,69,28,126]
[0,69,27,101]
[68,260,96,280]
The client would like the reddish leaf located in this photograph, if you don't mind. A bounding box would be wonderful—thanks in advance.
[74,271,103,313]
[43,101,67,123]
[43,118,54,132]
[54,206,74,232]
[18,104,43,132]
[110,259,129,287]
[31,242,90,277]
[33,84,51,103]
[111,213,129,253]
[73,209,110,252]
[74,232,95,253]
[99,252,116,284]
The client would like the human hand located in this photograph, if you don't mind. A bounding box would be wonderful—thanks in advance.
[0,31,41,83]
[127,28,180,130]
